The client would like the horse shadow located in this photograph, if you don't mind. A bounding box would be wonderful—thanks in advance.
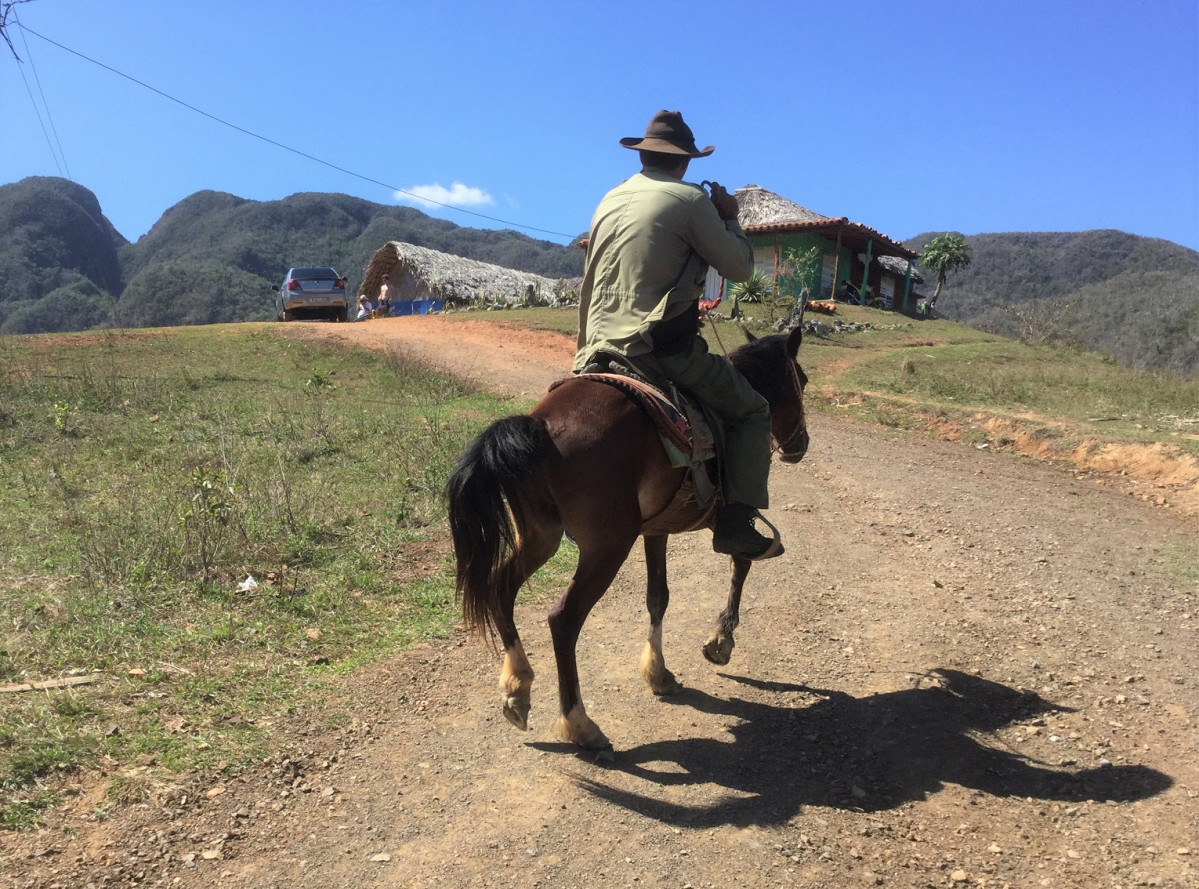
[549,669,1172,828]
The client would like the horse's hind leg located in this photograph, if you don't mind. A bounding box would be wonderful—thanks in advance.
[495,523,562,731]
[548,534,636,752]
[639,535,683,695]
[702,555,752,666]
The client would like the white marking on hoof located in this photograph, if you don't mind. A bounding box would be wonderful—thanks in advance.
[499,641,533,731]
[640,631,683,695]
[557,704,611,752]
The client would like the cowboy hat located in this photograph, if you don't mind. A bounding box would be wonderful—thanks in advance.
[619,110,714,158]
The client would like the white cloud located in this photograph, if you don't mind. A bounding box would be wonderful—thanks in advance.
[394,182,494,210]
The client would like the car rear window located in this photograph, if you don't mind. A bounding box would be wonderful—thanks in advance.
[291,267,339,279]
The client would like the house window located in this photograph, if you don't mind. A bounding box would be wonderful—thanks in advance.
[821,254,837,297]
[879,275,895,309]
[704,267,723,305]
[752,248,775,279]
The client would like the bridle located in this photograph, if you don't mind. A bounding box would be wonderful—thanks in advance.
[704,309,807,460]
[772,357,808,460]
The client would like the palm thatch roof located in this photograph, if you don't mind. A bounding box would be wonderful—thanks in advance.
[360,242,575,307]
[878,254,924,283]
[735,185,831,228]
[734,184,918,261]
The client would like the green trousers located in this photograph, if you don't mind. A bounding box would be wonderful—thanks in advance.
[655,336,772,508]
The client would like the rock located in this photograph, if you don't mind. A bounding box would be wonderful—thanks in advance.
[370,853,391,862]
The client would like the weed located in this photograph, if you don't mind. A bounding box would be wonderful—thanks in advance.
[180,466,240,583]
[52,400,72,434]
[106,774,151,805]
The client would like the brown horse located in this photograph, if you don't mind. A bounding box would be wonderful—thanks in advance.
[446,326,808,753]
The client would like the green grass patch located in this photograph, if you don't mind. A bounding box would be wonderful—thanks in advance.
[443,305,579,336]
[442,304,1199,459]
[1155,544,1199,596]
[0,324,517,827]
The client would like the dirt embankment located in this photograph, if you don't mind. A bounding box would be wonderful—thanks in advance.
[6,316,1197,889]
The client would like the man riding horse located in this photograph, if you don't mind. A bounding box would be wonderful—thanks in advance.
[574,110,782,560]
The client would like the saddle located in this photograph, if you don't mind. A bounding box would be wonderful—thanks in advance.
[553,359,721,520]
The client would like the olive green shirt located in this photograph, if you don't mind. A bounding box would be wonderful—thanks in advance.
[573,171,754,371]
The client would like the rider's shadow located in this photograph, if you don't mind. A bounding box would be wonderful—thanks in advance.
[569,669,1172,827]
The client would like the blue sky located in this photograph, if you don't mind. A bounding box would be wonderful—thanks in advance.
[2,0,1196,250]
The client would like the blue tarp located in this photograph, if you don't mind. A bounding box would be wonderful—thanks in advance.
[392,299,444,316]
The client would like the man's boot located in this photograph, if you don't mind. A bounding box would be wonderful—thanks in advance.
[712,503,784,560]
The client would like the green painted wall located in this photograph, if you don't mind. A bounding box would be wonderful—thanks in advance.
[748,231,851,297]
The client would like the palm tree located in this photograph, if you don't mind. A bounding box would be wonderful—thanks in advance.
[920,233,972,310]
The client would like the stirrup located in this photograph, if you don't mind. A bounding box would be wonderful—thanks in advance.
[713,508,785,560]
[746,510,784,560]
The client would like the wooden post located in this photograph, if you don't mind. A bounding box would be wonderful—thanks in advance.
[902,260,913,312]
[773,233,781,295]
[861,239,874,305]
[831,228,843,300]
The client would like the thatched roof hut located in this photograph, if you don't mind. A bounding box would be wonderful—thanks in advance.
[878,254,923,283]
[360,241,575,308]
[734,184,917,261]
[735,186,831,228]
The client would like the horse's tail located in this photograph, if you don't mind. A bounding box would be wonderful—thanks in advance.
[446,414,555,638]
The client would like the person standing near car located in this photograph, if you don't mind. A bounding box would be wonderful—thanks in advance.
[573,110,782,561]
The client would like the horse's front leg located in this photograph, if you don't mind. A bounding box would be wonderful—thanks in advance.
[703,555,752,665]
[639,535,683,695]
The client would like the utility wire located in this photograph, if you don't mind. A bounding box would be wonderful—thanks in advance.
[18,23,575,240]
[11,44,62,175]
[14,6,70,178]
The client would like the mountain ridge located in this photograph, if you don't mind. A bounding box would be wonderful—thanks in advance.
[2,176,1195,375]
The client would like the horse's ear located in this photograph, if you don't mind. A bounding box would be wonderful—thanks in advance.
[744,328,758,344]
[786,324,803,358]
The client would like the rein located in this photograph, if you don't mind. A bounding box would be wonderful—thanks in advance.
[701,307,807,458]
[772,356,808,458]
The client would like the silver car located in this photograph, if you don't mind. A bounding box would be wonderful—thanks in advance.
[273,267,348,322]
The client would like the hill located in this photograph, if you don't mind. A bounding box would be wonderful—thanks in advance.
[905,230,1199,375]
[0,177,127,333]
[0,177,583,333]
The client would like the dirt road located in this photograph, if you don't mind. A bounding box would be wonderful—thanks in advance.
[8,316,1198,889]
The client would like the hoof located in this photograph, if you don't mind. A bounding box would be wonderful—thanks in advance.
[650,672,684,696]
[503,696,530,731]
[702,634,734,666]
[590,745,616,764]
[557,710,611,752]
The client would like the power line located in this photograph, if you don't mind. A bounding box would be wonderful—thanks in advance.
[13,6,70,178]
[11,45,62,175]
[17,23,574,240]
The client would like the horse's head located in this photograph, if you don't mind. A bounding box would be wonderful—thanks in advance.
[731,326,809,463]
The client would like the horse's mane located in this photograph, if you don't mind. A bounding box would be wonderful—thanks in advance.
[728,332,806,406]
